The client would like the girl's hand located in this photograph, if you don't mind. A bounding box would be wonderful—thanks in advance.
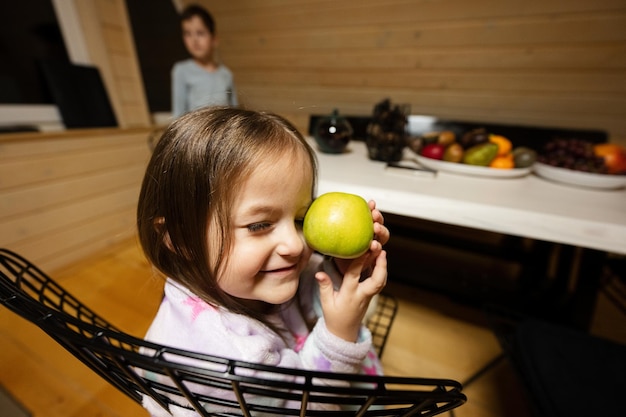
[316,199,389,342]
[315,246,387,342]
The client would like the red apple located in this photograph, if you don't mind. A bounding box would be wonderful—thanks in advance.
[421,143,446,160]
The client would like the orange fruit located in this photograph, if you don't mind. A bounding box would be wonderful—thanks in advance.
[593,143,626,174]
[489,134,512,156]
[489,154,514,169]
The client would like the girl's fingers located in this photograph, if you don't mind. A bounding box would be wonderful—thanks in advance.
[373,222,390,245]
[372,209,384,225]
[339,245,386,296]
[339,252,370,291]
[359,250,387,295]
[368,200,389,245]
[315,271,335,305]
[368,201,384,224]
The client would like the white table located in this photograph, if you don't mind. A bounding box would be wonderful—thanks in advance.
[312,138,626,328]
[312,139,626,256]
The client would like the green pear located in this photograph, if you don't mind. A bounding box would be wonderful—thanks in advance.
[303,192,373,258]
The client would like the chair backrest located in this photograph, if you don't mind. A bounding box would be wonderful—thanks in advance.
[0,248,466,416]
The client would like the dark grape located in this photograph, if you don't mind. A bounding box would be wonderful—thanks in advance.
[539,138,608,174]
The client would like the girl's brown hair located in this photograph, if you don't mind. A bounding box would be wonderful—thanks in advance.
[137,107,317,325]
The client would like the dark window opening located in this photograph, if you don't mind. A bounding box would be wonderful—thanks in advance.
[126,0,187,113]
[0,1,69,104]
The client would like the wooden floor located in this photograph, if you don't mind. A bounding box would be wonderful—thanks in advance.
[1,238,625,417]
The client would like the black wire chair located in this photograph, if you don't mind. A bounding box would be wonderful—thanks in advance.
[0,248,466,416]
[365,291,398,359]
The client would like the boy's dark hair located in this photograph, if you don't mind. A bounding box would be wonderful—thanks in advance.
[180,4,216,35]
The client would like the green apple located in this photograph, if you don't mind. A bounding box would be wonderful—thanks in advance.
[303,192,373,258]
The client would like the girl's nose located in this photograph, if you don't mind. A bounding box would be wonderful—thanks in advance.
[277,224,305,256]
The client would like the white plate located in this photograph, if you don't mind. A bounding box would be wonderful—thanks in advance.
[533,162,626,189]
[414,154,532,178]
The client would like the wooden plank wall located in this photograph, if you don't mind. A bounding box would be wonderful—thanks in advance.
[194,0,626,145]
[74,0,151,128]
[0,128,153,272]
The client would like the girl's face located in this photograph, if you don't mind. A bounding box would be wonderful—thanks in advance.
[182,15,216,62]
[214,150,314,310]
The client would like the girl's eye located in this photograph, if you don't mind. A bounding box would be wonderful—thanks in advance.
[295,218,304,229]
[247,222,271,233]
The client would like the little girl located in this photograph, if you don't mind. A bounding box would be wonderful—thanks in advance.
[137,107,388,415]
[172,4,238,117]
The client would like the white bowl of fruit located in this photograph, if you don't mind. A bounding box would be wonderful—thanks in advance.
[533,139,626,189]
[408,128,536,178]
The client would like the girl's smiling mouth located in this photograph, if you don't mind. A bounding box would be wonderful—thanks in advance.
[262,264,298,274]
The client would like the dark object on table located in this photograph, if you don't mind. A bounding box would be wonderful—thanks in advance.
[309,115,370,140]
[366,99,408,162]
[39,59,117,128]
[313,108,353,154]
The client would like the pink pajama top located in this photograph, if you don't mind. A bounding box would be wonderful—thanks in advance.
[140,253,383,416]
